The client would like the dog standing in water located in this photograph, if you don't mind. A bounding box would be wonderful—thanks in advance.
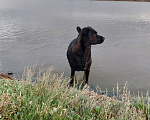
[67,26,105,86]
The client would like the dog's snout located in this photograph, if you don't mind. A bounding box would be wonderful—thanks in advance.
[101,36,105,43]
[101,36,105,40]
[103,37,105,40]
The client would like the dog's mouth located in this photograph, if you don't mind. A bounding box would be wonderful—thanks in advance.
[91,36,105,45]
[99,36,105,44]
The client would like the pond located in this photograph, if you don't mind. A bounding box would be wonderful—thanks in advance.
[0,0,150,93]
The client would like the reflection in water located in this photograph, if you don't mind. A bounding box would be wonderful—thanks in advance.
[0,0,150,93]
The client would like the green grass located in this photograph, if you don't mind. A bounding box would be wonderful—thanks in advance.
[0,66,150,120]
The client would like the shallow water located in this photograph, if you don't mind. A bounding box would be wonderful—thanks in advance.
[1,0,150,93]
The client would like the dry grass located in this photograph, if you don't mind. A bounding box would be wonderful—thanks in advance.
[0,66,150,119]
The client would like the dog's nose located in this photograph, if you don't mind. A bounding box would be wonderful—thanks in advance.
[101,36,105,43]
[102,37,105,41]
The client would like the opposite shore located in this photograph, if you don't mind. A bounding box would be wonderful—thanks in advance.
[91,0,150,2]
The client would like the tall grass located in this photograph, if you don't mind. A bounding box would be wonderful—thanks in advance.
[0,66,150,119]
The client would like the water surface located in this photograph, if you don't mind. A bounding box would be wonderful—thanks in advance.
[1,0,150,93]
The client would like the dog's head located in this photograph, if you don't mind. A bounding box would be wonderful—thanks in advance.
[76,26,105,45]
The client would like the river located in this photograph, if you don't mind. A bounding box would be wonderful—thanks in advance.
[0,0,150,93]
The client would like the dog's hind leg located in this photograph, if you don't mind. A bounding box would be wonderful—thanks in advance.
[70,69,75,86]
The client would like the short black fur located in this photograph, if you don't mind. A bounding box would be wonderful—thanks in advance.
[67,26,105,86]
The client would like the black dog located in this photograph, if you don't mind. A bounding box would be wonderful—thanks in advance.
[67,26,105,86]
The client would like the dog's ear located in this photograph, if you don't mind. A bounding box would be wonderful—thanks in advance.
[76,26,82,44]
[76,26,81,33]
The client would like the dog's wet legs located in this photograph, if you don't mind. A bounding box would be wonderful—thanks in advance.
[70,69,75,86]
[83,69,90,84]
[85,69,90,84]
[83,70,86,83]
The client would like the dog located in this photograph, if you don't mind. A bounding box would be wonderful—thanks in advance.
[67,26,105,86]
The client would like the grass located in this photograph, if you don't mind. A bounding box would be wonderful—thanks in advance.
[0,66,150,120]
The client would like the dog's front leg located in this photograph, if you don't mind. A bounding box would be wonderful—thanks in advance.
[83,68,90,84]
[83,58,92,84]
[83,70,86,83]
[85,68,90,84]
[70,69,76,86]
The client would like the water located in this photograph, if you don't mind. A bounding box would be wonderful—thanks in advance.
[1,0,150,93]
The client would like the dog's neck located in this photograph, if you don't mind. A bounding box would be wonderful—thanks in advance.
[84,45,91,57]
[81,39,91,51]
[76,35,91,53]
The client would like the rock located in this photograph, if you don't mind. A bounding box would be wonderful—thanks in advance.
[8,71,14,75]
